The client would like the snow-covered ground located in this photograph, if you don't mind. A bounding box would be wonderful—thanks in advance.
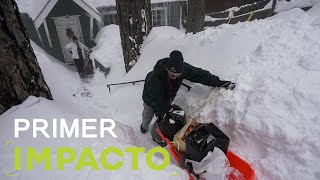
[0,42,188,180]
[1,2,320,180]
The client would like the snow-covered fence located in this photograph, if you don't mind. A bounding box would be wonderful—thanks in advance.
[204,0,275,27]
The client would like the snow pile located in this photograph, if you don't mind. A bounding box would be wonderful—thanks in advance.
[307,2,320,17]
[124,26,185,82]
[182,7,320,180]
[102,5,320,180]
[198,7,320,180]
[91,25,126,83]
[275,0,320,12]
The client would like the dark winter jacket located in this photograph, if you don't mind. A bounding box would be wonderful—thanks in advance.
[142,58,226,117]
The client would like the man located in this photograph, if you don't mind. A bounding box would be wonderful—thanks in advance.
[141,50,235,134]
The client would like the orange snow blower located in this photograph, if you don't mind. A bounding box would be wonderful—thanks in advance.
[157,127,255,180]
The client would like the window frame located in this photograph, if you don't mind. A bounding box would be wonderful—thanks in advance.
[151,6,168,27]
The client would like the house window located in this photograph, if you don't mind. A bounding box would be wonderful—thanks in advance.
[152,7,167,27]
[102,11,118,26]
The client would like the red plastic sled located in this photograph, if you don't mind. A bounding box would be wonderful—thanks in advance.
[227,151,255,180]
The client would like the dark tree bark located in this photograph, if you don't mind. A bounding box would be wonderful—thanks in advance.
[116,0,152,72]
[0,0,52,115]
[186,0,206,34]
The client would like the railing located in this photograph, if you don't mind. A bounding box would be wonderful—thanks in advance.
[206,0,272,19]
[205,0,275,27]
[107,80,191,93]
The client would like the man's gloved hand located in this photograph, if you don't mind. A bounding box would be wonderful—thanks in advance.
[221,81,236,90]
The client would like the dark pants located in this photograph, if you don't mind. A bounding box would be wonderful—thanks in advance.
[141,103,154,129]
[142,103,162,142]
[74,59,84,74]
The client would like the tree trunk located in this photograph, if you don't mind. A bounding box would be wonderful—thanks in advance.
[186,0,206,34]
[116,0,152,72]
[0,0,52,115]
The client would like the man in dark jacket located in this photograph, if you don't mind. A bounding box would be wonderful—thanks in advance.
[141,50,235,134]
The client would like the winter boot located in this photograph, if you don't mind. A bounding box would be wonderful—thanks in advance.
[140,124,148,134]
[152,138,167,147]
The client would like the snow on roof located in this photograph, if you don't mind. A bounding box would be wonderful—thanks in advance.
[15,0,49,20]
[80,0,100,14]
[15,0,186,20]
[89,0,115,8]
[15,0,100,21]
[89,0,186,8]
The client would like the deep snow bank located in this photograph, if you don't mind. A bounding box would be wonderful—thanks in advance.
[91,25,126,83]
[101,5,320,180]
[0,43,188,180]
[197,7,320,180]
[275,0,320,12]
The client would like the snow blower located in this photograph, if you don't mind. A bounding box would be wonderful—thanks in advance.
[154,84,255,180]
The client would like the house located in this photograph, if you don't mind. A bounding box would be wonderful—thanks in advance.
[16,0,187,65]
[91,0,188,30]
[16,0,102,64]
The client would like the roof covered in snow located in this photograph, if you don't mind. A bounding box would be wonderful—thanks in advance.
[15,0,100,21]
[15,0,49,20]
